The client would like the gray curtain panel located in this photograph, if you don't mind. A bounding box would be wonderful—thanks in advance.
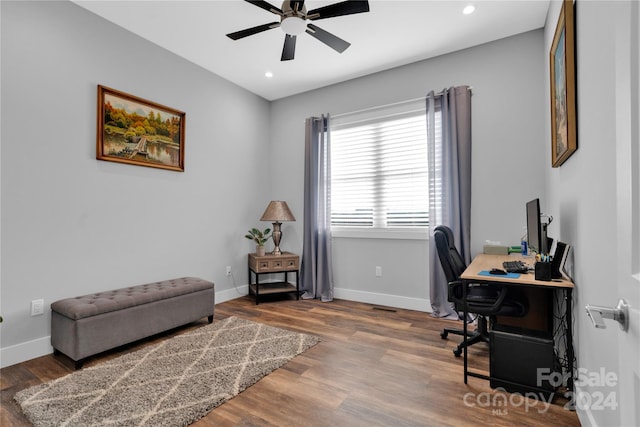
[427,86,472,318]
[300,115,334,302]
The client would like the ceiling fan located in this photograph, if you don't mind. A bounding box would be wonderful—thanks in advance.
[226,0,370,61]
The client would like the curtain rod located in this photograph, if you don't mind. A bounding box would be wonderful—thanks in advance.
[331,86,472,119]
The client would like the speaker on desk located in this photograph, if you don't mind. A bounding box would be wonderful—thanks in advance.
[490,324,556,397]
[550,241,570,280]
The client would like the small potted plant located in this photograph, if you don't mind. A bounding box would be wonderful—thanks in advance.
[245,227,271,256]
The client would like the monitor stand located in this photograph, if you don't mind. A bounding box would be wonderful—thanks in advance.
[541,223,549,254]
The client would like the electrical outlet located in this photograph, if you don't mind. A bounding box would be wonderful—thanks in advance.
[31,299,44,316]
[375,266,382,277]
[225,266,232,276]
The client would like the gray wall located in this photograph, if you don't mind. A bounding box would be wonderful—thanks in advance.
[1,1,270,366]
[2,2,630,423]
[270,30,547,310]
[544,1,637,425]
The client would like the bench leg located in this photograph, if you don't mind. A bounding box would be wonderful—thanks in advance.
[208,315,213,324]
[53,348,84,370]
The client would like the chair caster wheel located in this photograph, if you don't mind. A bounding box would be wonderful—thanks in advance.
[453,348,462,357]
[440,331,448,339]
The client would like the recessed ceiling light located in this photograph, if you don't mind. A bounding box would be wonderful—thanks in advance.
[265,71,273,78]
[463,4,476,15]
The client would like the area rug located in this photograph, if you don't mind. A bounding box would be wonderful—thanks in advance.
[15,316,319,426]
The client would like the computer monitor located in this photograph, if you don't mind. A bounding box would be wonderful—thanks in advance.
[526,198,548,255]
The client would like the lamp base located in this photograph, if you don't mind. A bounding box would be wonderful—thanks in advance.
[271,222,282,255]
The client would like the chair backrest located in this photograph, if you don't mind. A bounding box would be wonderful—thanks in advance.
[434,225,467,282]
[435,225,529,317]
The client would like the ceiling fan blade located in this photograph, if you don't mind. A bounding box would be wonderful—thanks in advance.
[305,23,350,53]
[226,22,280,40]
[245,0,283,15]
[308,0,369,20]
[281,34,297,61]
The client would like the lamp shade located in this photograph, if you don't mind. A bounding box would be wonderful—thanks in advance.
[260,201,296,222]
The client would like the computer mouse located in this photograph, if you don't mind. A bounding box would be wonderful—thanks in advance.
[490,268,507,275]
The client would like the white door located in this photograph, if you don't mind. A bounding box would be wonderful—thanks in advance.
[614,1,640,425]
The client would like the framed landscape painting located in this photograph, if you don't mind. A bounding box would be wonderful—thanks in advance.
[549,0,577,168]
[97,85,185,172]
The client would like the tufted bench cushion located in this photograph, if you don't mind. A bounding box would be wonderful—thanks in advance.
[52,278,214,320]
[51,277,214,368]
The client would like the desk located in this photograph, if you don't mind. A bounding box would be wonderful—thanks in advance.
[460,253,575,392]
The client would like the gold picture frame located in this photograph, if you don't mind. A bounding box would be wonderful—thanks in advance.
[97,85,185,172]
[549,0,577,167]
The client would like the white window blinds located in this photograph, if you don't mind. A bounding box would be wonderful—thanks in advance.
[330,100,430,230]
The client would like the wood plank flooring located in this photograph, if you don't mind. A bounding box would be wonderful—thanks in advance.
[1,297,580,426]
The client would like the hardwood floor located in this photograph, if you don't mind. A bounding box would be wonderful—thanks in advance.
[1,297,580,426]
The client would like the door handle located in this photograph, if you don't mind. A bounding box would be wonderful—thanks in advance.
[585,299,629,331]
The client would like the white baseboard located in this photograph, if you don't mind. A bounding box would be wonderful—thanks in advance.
[215,285,249,304]
[1,285,425,368]
[1,336,52,369]
[573,384,597,426]
[0,286,250,369]
[219,285,432,313]
[334,287,432,313]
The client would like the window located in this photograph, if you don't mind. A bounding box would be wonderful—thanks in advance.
[330,100,431,235]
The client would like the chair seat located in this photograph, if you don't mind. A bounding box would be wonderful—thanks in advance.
[466,287,528,318]
[434,224,530,357]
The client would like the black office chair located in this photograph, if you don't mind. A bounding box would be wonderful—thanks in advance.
[434,225,529,357]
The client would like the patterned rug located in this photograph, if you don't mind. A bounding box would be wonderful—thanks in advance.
[15,316,319,426]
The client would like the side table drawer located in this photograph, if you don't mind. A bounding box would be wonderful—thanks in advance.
[284,257,298,269]
[256,260,270,271]
[255,257,298,272]
[249,252,299,273]
[272,256,298,270]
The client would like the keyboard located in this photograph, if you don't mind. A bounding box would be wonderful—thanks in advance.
[502,260,530,273]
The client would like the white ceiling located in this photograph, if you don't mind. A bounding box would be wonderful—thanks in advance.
[73,0,550,101]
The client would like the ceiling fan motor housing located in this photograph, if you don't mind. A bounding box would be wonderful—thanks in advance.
[281,0,307,35]
[227,0,370,61]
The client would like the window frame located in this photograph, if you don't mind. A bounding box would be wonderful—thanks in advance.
[329,100,429,240]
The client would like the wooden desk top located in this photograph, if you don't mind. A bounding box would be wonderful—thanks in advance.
[461,253,574,289]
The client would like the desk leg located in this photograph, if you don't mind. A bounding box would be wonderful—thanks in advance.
[566,288,574,392]
[295,270,299,300]
[463,281,468,384]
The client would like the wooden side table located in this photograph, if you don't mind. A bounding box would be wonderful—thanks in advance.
[248,252,300,305]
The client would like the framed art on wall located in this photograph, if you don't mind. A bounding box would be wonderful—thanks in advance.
[549,0,577,168]
[96,85,185,172]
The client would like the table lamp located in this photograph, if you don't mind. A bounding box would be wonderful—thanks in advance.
[260,201,296,255]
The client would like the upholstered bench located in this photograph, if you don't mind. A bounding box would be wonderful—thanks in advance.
[51,277,215,368]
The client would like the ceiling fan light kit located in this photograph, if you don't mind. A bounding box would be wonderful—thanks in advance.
[281,16,306,35]
[227,0,370,61]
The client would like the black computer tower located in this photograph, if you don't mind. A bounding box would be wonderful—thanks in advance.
[490,324,556,397]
